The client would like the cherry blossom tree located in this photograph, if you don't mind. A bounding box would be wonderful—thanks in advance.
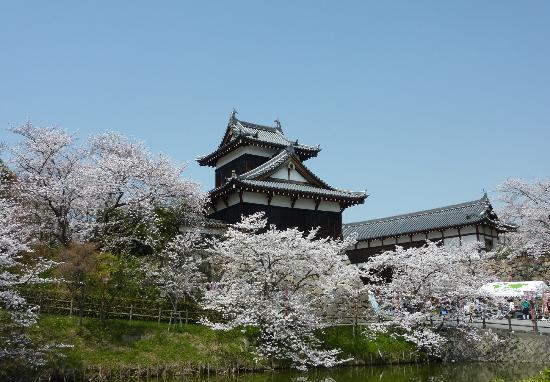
[85,132,206,252]
[201,213,362,370]
[497,178,550,259]
[8,122,87,246]
[7,123,207,251]
[0,178,57,365]
[361,241,493,355]
[146,230,206,325]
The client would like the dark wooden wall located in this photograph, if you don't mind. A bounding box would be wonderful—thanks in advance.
[215,154,270,187]
[209,202,342,239]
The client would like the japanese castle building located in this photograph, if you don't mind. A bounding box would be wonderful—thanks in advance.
[198,111,509,256]
[197,111,367,238]
[343,194,509,264]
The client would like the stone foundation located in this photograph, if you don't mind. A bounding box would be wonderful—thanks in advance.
[443,329,550,363]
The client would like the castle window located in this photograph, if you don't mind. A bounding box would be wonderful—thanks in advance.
[287,163,295,180]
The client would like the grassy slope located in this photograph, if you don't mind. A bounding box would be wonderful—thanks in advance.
[320,326,421,364]
[31,314,419,375]
[519,369,550,382]
[33,314,259,373]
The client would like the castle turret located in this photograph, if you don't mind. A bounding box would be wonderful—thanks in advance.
[197,112,366,238]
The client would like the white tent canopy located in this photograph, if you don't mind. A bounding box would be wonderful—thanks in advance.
[479,281,549,298]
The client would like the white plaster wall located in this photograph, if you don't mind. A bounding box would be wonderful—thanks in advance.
[356,240,369,249]
[318,201,340,212]
[227,193,240,207]
[271,167,308,182]
[397,236,411,244]
[412,233,426,241]
[215,146,276,168]
[461,226,476,235]
[270,195,291,208]
[428,231,444,240]
[370,239,382,247]
[294,198,315,210]
[216,191,342,213]
[382,237,397,245]
[242,191,268,205]
[445,228,459,237]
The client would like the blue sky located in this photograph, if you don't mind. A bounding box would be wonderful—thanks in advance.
[1,1,549,223]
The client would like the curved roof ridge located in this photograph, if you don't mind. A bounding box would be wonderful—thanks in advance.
[236,118,280,133]
[236,178,367,200]
[238,147,336,191]
[344,197,486,227]
[239,149,291,180]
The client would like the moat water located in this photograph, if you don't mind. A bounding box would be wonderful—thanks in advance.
[164,363,546,382]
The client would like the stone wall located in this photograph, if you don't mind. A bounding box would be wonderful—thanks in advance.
[487,254,550,282]
[443,329,550,363]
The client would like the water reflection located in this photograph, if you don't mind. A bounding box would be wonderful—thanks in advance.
[166,363,543,382]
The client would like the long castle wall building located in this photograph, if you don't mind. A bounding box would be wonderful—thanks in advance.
[199,112,509,262]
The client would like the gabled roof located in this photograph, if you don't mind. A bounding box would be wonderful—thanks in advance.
[210,177,367,206]
[238,146,332,189]
[208,146,367,207]
[343,195,504,241]
[238,148,293,180]
[197,112,321,167]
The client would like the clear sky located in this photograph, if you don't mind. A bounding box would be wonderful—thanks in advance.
[1,1,549,223]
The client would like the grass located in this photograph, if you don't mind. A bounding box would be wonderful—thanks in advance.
[319,326,423,364]
[519,368,550,382]
[32,314,260,375]
[25,314,419,379]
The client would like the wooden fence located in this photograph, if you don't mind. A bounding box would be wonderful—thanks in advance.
[22,290,221,325]
[21,288,364,326]
[28,288,548,334]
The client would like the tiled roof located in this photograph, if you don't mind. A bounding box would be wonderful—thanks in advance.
[343,196,499,241]
[229,118,320,152]
[239,149,291,180]
[238,147,333,188]
[232,119,290,146]
[237,179,366,201]
[197,115,320,166]
[209,146,366,204]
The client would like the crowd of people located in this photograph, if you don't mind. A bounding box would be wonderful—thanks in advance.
[459,296,550,321]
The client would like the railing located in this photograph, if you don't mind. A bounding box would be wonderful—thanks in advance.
[21,288,550,335]
[22,291,368,327]
[426,314,550,334]
[21,290,223,325]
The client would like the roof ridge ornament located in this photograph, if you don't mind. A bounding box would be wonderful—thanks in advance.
[274,118,283,132]
[229,108,238,124]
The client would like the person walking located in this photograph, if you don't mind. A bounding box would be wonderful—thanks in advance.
[475,298,482,317]
[521,298,530,320]
[508,299,515,318]
[464,301,473,323]
[544,298,550,321]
